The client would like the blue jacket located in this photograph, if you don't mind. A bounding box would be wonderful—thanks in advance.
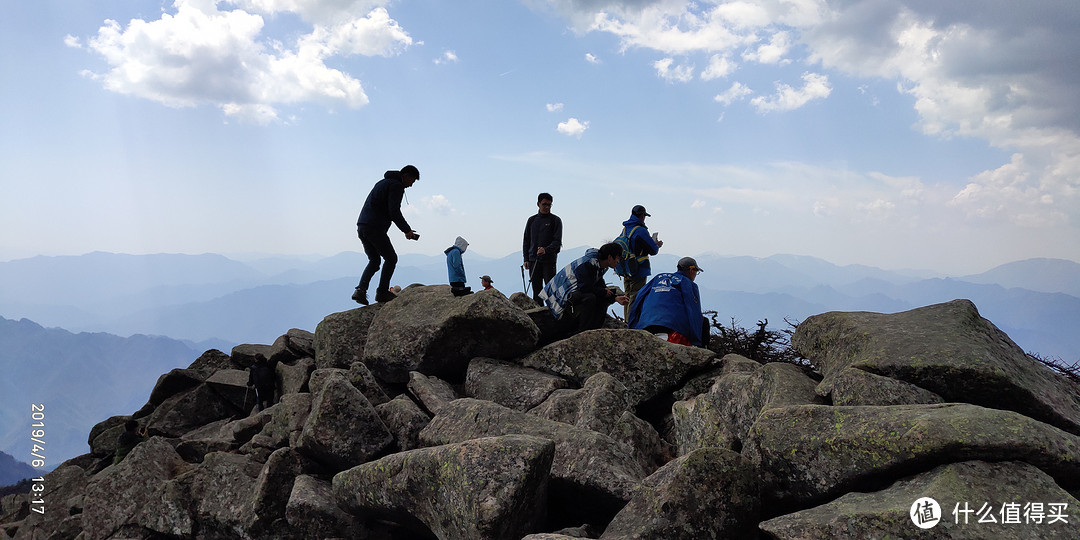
[444,237,469,283]
[626,271,703,346]
[357,170,412,234]
[620,215,661,279]
[539,248,610,320]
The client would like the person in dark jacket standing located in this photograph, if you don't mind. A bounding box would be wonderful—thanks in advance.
[522,192,563,304]
[247,353,277,412]
[353,165,420,305]
[620,204,662,318]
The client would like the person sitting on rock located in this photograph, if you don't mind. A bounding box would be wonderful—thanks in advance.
[480,275,494,290]
[445,236,473,297]
[247,353,277,412]
[540,243,630,336]
[113,419,145,465]
[626,256,705,347]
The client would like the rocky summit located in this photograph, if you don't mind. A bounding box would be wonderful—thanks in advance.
[2,287,1078,539]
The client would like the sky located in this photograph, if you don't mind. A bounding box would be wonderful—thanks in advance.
[2,0,1079,275]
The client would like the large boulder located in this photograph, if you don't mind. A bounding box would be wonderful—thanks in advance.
[760,460,1080,539]
[419,398,646,520]
[467,357,571,411]
[521,329,718,407]
[793,299,1080,435]
[333,435,555,540]
[743,403,1080,511]
[314,304,384,369]
[81,437,194,540]
[830,367,944,406]
[376,394,432,452]
[601,447,761,539]
[297,373,393,470]
[167,451,264,536]
[239,393,312,461]
[142,382,243,437]
[408,371,460,415]
[363,285,541,383]
[671,361,824,455]
[287,475,366,538]
[529,372,672,471]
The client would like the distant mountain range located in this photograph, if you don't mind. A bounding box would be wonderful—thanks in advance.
[3,250,1076,357]
[1,251,1077,466]
[0,317,203,468]
[0,451,37,487]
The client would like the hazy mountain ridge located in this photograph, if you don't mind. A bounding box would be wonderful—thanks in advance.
[2,252,1078,358]
[0,317,202,467]
[0,451,37,487]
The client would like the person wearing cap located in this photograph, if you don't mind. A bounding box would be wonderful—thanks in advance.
[626,257,705,347]
[480,275,494,290]
[619,204,663,318]
[523,192,563,304]
[445,236,473,296]
[353,165,421,305]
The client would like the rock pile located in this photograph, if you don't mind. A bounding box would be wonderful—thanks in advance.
[2,287,1078,539]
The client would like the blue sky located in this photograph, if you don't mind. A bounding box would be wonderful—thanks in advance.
[2,0,1078,275]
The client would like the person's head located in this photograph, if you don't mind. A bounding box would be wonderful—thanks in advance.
[481,275,493,287]
[676,256,704,281]
[400,165,420,187]
[631,204,650,221]
[597,243,624,269]
[124,419,139,432]
[454,236,469,253]
[254,353,267,364]
[537,193,553,214]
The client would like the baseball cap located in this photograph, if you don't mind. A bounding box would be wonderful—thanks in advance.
[632,205,650,217]
[677,257,703,273]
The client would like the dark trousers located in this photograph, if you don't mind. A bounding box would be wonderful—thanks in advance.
[358,227,398,293]
[568,290,607,333]
[530,260,557,302]
[254,386,274,411]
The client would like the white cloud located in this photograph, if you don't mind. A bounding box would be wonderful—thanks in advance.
[63,34,81,48]
[750,72,831,112]
[80,1,413,122]
[557,117,589,137]
[653,57,694,83]
[585,52,600,64]
[714,81,753,106]
[700,53,735,80]
[741,30,791,65]
[546,102,564,112]
[691,199,706,209]
[221,103,280,125]
[434,50,458,64]
[423,194,454,215]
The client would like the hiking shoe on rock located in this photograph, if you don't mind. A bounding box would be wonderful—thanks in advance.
[375,289,397,303]
[352,288,369,305]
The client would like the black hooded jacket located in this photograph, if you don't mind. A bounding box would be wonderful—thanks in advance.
[357,170,413,234]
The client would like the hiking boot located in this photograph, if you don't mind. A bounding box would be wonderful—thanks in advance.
[375,289,397,303]
[351,287,369,305]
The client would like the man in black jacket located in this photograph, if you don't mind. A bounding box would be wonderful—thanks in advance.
[522,192,563,304]
[353,165,420,305]
[247,354,277,412]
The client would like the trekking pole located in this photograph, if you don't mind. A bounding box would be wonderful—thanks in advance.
[521,264,528,294]
[243,385,251,413]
